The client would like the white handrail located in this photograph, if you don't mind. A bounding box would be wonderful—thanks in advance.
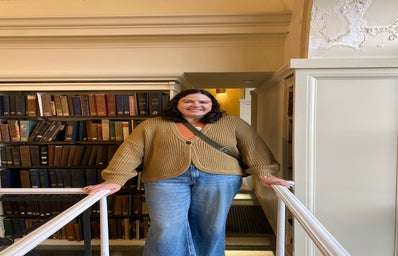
[272,184,351,256]
[0,188,110,256]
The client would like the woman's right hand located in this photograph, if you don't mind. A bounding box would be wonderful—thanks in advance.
[83,183,122,195]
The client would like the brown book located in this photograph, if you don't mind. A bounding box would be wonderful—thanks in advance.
[29,145,40,166]
[37,93,52,116]
[64,120,77,141]
[148,92,162,116]
[53,145,63,166]
[26,94,38,116]
[60,145,71,166]
[67,95,75,116]
[80,145,93,166]
[66,145,78,166]
[106,93,116,116]
[4,146,13,165]
[29,120,52,142]
[0,123,10,142]
[114,121,123,141]
[129,94,138,116]
[88,94,97,116]
[19,169,31,188]
[14,95,26,116]
[142,217,150,238]
[19,145,32,166]
[108,219,118,239]
[96,123,103,142]
[65,221,76,241]
[122,218,131,240]
[61,226,67,240]
[95,94,107,116]
[107,145,118,162]
[95,145,107,166]
[39,121,57,142]
[49,100,56,116]
[141,194,148,215]
[79,94,89,116]
[53,95,63,116]
[74,222,82,241]
[11,146,21,166]
[122,121,130,140]
[113,195,123,216]
[46,122,65,142]
[72,145,85,166]
[90,220,100,239]
[60,95,70,116]
[87,145,98,166]
[121,194,132,216]
[47,145,55,166]
[101,119,110,141]
[7,120,20,142]
[137,92,149,116]
[86,120,98,141]
[134,219,144,239]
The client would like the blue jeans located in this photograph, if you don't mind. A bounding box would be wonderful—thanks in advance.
[142,164,242,256]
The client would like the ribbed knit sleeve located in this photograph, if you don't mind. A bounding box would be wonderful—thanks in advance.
[100,136,143,186]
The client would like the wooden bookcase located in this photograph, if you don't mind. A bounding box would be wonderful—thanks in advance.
[0,81,179,243]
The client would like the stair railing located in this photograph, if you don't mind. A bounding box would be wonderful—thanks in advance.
[1,184,351,256]
[0,188,110,256]
[272,182,350,256]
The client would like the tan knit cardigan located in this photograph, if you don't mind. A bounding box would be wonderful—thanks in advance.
[101,115,279,186]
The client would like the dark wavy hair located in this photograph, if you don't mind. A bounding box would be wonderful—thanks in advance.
[160,89,225,123]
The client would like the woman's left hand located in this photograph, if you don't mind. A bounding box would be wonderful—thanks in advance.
[259,176,291,188]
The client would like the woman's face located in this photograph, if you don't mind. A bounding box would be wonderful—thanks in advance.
[177,93,213,120]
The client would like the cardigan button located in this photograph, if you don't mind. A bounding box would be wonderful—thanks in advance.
[186,141,192,144]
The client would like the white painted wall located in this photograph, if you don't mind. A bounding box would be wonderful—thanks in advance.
[292,58,398,256]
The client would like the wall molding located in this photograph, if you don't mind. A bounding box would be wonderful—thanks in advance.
[0,12,291,38]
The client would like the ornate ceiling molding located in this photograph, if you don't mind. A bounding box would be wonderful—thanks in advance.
[0,13,291,38]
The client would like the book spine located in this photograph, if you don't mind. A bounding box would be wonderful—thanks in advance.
[88,94,97,116]
[106,94,116,116]
[95,94,107,116]
[26,94,38,116]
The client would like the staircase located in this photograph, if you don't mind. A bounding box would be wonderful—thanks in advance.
[31,192,275,256]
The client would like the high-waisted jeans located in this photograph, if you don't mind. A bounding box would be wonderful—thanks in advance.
[143,164,242,256]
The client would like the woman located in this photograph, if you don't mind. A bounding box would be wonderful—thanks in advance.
[84,89,290,256]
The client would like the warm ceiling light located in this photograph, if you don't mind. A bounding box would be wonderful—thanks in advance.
[216,88,226,94]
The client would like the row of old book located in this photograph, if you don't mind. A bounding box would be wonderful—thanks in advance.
[0,167,143,190]
[0,119,143,143]
[0,192,147,219]
[0,92,168,117]
[3,217,150,241]
[0,168,103,189]
[0,144,119,167]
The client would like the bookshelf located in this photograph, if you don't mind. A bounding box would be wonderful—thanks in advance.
[282,73,294,255]
[0,81,179,243]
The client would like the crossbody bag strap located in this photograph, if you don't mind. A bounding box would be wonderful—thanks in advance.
[182,121,245,165]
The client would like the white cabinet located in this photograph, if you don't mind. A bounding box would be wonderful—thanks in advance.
[291,58,398,256]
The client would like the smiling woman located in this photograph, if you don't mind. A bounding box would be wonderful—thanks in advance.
[84,88,289,256]
[177,93,213,123]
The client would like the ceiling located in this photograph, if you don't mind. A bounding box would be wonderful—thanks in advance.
[181,72,274,89]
